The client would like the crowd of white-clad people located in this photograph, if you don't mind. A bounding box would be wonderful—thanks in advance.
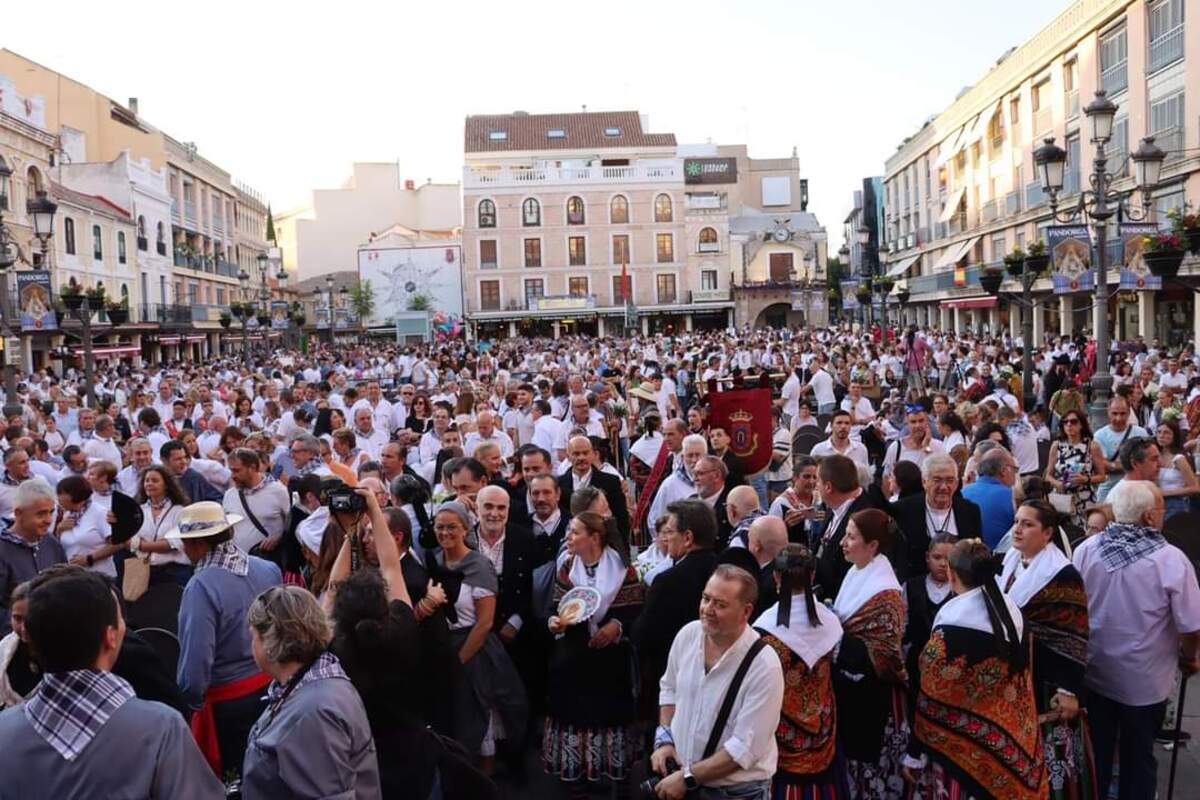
[0,322,1196,800]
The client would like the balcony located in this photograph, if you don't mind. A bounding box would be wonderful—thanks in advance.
[1154,127,1184,164]
[183,200,197,227]
[464,163,680,189]
[137,235,148,252]
[1148,25,1184,74]
[947,212,970,236]
[1006,191,1022,216]
[690,288,730,303]
[171,201,181,223]
[698,241,721,253]
[1101,61,1128,95]
[216,260,240,278]
[1025,181,1047,209]
[981,199,1001,224]
[212,215,225,236]
[140,303,193,327]
[1066,91,1080,119]
[1034,106,1053,135]
[656,292,678,305]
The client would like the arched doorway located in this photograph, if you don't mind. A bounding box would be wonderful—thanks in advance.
[754,302,802,330]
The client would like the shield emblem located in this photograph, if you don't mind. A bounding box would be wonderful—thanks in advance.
[707,386,773,474]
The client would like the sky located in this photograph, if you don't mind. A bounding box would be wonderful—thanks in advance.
[3,0,1066,250]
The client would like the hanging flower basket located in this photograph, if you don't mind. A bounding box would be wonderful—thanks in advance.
[1004,248,1026,277]
[60,288,84,312]
[1185,228,1200,256]
[256,313,270,328]
[106,305,129,325]
[896,289,911,305]
[855,286,871,302]
[979,268,1005,296]
[1144,233,1187,278]
[219,313,232,329]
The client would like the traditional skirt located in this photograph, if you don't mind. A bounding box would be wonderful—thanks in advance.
[448,628,528,757]
[542,718,633,783]
[844,686,910,800]
[773,752,851,800]
[1043,712,1098,800]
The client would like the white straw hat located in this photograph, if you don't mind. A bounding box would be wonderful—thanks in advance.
[164,501,244,540]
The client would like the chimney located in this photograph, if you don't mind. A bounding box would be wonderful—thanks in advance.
[404,179,415,190]
[128,97,138,115]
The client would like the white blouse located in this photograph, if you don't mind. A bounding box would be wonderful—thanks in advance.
[136,501,188,567]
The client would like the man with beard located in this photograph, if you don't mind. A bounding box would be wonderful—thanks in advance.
[811,410,869,467]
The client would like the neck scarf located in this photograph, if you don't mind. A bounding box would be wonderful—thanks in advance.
[1098,521,1166,572]
[24,670,135,761]
[562,546,627,636]
[753,598,843,669]
[195,539,250,577]
[832,554,901,621]
[1000,543,1070,606]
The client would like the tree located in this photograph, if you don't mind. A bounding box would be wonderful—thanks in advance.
[265,204,276,244]
[407,293,431,311]
[349,281,375,324]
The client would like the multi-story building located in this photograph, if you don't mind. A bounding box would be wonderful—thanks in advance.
[880,0,1199,346]
[461,111,827,338]
[0,49,274,363]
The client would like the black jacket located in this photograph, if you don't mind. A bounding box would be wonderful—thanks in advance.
[717,547,776,620]
[177,468,222,504]
[488,523,538,634]
[709,484,735,551]
[558,468,630,538]
[813,491,890,601]
[632,549,719,700]
[892,493,982,580]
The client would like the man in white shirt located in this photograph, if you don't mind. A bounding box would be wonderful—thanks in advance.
[552,395,606,462]
[65,408,97,448]
[811,410,870,467]
[350,380,395,437]
[647,434,708,537]
[463,410,514,461]
[504,384,536,447]
[530,399,562,457]
[1159,357,1188,391]
[223,448,291,553]
[779,368,802,421]
[800,353,837,414]
[351,407,389,462]
[82,415,122,468]
[839,380,876,440]
[880,405,946,481]
[195,415,226,461]
[116,438,154,497]
[651,565,784,796]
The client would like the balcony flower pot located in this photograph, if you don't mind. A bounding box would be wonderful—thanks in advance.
[1185,228,1200,256]
[256,313,270,328]
[979,268,1005,296]
[106,304,129,325]
[219,313,232,329]
[1144,233,1187,278]
[291,313,307,327]
[896,289,911,305]
[1004,248,1026,277]
[60,289,84,312]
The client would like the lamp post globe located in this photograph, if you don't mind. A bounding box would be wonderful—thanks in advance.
[855,226,870,247]
[1033,137,1067,195]
[1083,90,1118,144]
[1131,137,1166,193]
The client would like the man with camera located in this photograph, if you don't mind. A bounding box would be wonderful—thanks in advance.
[649,565,783,799]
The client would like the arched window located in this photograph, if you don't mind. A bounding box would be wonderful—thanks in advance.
[522,197,541,227]
[92,225,103,260]
[26,166,43,197]
[117,231,127,264]
[64,217,76,255]
[654,193,673,222]
[566,196,585,225]
[120,284,129,304]
[610,195,629,224]
[478,199,496,228]
[698,227,719,252]
[136,215,147,250]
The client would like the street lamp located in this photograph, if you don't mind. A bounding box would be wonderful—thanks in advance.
[0,159,11,213]
[324,276,335,346]
[237,269,252,367]
[1031,89,1166,428]
[0,187,56,416]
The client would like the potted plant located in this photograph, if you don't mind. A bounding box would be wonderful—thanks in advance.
[256,311,270,328]
[290,312,307,328]
[979,266,1005,295]
[1004,247,1026,277]
[1025,241,1050,274]
[874,275,896,294]
[59,283,84,312]
[1168,208,1200,255]
[219,311,232,329]
[855,282,871,302]
[105,300,128,325]
[1142,232,1187,278]
[85,285,106,313]
[896,288,911,305]
[826,287,839,300]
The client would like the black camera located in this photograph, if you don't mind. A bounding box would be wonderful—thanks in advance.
[638,758,680,798]
[326,486,366,513]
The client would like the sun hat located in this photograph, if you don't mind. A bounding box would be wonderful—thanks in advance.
[164,501,244,540]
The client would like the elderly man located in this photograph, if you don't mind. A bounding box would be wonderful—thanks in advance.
[1073,480,1200,799]
[651,565,783,798]
[557,435,630,536]
[722,513,788,617]
[0,479,62,634]
[632,499,720,711]
[463,410,514,460]
[284,433,333,483]
[553,394,606,462]
[961,447,1017,548]
[693,455,734,549]
[117,437,154,496]
[350,380,395,438]
[0,447,31,520]
[894,453,982,579]
[476,485,538,646]
[724,485,765,550]
[223,448,291,555]
[811,410,870,467]
[351,406,389,462]
[647,433,709,538]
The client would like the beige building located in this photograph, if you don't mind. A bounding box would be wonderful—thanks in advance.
[275,163,460,281]
[881,0,1199,346]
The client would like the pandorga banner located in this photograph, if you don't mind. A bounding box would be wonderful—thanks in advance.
[1048,224,1094,294]
[1117,222,1162,291]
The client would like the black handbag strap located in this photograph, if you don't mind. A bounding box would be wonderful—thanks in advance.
[701,636,768,760]
[239,489,271,541]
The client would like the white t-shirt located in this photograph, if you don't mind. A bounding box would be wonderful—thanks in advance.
[808,369,836,407]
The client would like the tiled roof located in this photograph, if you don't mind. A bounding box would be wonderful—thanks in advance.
[464,110,676,153]
[49,182,132,222]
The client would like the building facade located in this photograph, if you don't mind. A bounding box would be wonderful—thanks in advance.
[880,0,1200,346]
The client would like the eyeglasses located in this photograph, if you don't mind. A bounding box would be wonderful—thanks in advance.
[1063,418,1081,426]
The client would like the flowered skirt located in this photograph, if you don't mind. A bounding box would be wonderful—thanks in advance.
[773,751,851,800]
[845,687,909,800]
[542,717,632,783]
[1043,713,1097,800]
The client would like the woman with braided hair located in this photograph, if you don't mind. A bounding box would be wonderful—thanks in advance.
[904,538,1047,800]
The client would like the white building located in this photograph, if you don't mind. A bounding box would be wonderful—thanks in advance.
[356,225,463,328]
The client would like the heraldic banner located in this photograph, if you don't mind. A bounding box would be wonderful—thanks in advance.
[706,383,774,475]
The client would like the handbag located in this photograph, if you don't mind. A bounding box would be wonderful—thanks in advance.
[122,555,151,602]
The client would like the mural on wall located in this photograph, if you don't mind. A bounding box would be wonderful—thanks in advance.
[358,244,463,328]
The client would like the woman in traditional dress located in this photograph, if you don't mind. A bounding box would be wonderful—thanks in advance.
[432,502,527,775]
[905,539,1047,800]
[902,532,956,718]
[543,511,644,799]
[756,544,848,799]
[1002,500,1095,800]
[1045,410,1106,529]
[832,508,908,799]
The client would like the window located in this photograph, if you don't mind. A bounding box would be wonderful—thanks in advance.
[488,131,507,141]
[769,252,794,282]
[1064,60,1079,118]
[701,270,718,291]
[656,233,674,263]
[568,236,586,266]
[523,238,542,268]
[480,239,498,269]
[698,227,719,253]
[480,280,500,310]
[216,287,225,306]
[656,274,677,304]
[568,277,588,297]
[1064,134,1081,195]
[1148,0,1185,73]
[118,232,127,264]
[566,196,585,225]
[524,279,544,308]
[604,127,621,137]
[137,216,147,249]
[654,193,673,222]
[1110,117,1130,176]
[1100,23,1128,94]
[1155,186,1186,231]
[987,110,1005,149]
[610,195,629,224]
[522,198,541,226]
[1149,91,1185,162]
[92,225,103,260]
[156,222,166,255]
[1015,229,1026,251]
[1009,97,1020,124]
[612,234,630,265]
[547,129,565,139]
[612,274,631,304]
[477,199,496,228]
[990,232,1007,261]
[64,217,75,255]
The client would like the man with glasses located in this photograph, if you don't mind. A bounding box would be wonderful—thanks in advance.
[1095,396,1148,502]
[893,453,982,579]
[961,447,1017,549]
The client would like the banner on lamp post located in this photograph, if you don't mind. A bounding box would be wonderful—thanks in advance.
[840,280,860,310]
[1117,222,1162,291]
[17,271,55,332]
[270,300,289,329]
[1048,224,1095,294]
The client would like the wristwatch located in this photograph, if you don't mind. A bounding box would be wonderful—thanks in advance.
[683,769,698,791]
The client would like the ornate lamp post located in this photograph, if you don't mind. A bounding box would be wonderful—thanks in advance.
[857,225,883,329]
[1031,90,1165,427]
[237,268,252,368]
[324,276,335,346]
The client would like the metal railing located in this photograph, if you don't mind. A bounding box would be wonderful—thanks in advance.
[156,241,167,256]
[137,236,148,252]
[981,199,1001,224]
[139,303,193,326]
[1026,181,1047,208]
[690,288,730,303]
[948,212,970,235]
[1066,91,1080,119]
[1006,191,1022,216]
[1153,127,1185,164]
[216,260,240,278]
[1100,61,1128,95]
[1148,25,1184,73]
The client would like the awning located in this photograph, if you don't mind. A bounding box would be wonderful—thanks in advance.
[963,101,1001,146]
[941,296,998,310]
[934,125,966,168]
[931,236,980,272]
[885,254,920,279]
[89,345,140,358]
[936,187,967,222]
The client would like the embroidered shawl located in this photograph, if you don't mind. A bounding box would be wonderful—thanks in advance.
[760,632,837,776]
[842,589,907,684]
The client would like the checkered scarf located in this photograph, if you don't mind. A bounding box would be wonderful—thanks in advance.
[0,524,35,549]
[1099,522,1167,573]
[24,670,135,761]
[195,539,250,576]
[265,651,347,703]
[243,475,276,497]
[294,458,323,477]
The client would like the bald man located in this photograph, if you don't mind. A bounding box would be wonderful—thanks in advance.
[720,515,789,617]
[464,411,514,460]
[556,435,629,538]
[724,485,765,549]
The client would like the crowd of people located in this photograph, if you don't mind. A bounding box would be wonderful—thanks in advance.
[0,322,1196,799]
